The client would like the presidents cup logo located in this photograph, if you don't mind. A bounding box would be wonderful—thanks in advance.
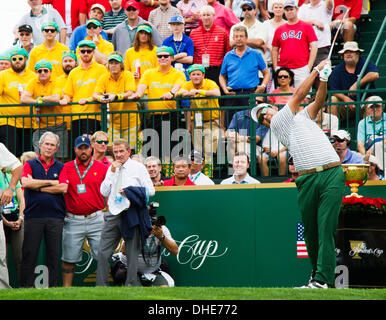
[349,240,384,259]
[163,234,229,270]
[76,234,229,275]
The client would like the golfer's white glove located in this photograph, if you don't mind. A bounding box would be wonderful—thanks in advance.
[318,63,332,82]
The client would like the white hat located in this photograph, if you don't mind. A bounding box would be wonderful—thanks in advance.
[368,155,380,168]
[333,129,351,141]
[366,95,383,107]
[90,3,105,15]
[251,103,272,124]
[338,41,364,55]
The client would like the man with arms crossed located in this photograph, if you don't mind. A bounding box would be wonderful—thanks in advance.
[252,59,345,289]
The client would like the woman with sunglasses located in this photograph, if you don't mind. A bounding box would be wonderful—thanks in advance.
[268,67,296,106]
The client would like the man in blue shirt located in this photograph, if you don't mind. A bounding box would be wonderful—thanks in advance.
[219,25,269,126]
[331,130,364,164]
[328,41,379,121]
[162,15,194,80]
[226,108,269,164]
[69,4,109,51]
[357,95,386,172]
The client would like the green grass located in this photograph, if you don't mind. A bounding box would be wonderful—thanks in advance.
[0,287,385,300]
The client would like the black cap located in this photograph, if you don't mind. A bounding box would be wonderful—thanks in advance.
[18,24,33,33]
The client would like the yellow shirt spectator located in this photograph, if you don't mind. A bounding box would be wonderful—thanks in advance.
[94,70,137,130]
[27,41,70,78]
[124,46,158,87]
[54,73,72,128]
[181,79,220,121]
[64,61,108,119]
[76,35,114,63]
[0,68,36,128]
[139,67,186,113]
[24,76,63,128]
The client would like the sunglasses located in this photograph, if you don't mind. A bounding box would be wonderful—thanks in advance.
[278,75,289,79]
[19,33,31,37]
[80,49,93,54]
[37,69,50,74]
[157,54,171,59]
[43,28,57,33]
[11,57,24,62]
[126,7,138,11]
[242,7,253,11]
[87,25,99,29]
[95,140,109,145]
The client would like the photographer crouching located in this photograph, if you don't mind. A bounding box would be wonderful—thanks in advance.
[111,202,179,286]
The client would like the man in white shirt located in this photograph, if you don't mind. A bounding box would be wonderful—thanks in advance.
[188,150,215,186]
[0,143,23,289]
[221,152,261,185]
[97,139,155,286]
[252,59,345,289]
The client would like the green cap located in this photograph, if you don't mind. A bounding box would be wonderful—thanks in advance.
[86,19,102,28]
[9,48,29,59]
[107,53,124,63]
[62,51,78,62]
[187,64,205,74]
[0,54,9,61]
[77,39,96,49]
[136,24,152,34]
[156,46,175,57]
[35,59,52,71]
[41,21,59,32]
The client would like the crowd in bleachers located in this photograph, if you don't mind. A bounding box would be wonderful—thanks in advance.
[0,0,384,290]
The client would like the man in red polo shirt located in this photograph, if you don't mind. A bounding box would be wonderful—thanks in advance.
[189,5,229,86]
[60,135,108,287]
[164,156,195,186]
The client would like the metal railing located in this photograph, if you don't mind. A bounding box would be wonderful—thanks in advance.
[0,90,384,180]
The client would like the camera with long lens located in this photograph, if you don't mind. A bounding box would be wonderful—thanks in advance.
[148,201,166,227]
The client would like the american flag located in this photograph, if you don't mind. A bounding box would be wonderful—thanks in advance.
[297,222,308,258]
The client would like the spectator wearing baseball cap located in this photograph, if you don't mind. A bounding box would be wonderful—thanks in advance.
[112,1,162,57]
[0,54,10,72]
[271,0,318,88]
[69,3,109,51]
[15,0,67,46]
[77,18,114,65]
[188,150,215,185]
[230,0,269,65]
[329,42,379,122]
[79,1,111,25]
[357,95,385,172]
[330,130,364,164]
[27,21,70,78]
[148,0,182,40]
[162,15,194,79]
[16,25,34,54]
[366,155,384,181]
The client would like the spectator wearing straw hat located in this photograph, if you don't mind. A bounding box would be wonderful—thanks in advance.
[329,41,379,121]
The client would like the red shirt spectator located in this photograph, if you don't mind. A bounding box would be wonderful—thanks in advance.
[137,0,158,20]
[332,0,362,20]
[42,0,81,32]
[190,24,230,66]
[61,158,107,215]
[80,0,112,19]
[272,20,318,69]
[163,176,195,186]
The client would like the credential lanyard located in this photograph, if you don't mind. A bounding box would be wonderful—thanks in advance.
[74,158,93,184]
